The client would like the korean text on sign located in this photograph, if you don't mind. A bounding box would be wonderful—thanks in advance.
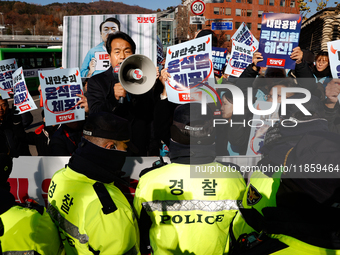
[39,68,85,126]
[0,58,18,99]
[212,47,228,76]
[94,52,111,71]
[12,67,37,114]
[225,41,253,77]
[258,13,302,69]
[327,40,340,102]
[231,22,259,51]
[165,35,215,104]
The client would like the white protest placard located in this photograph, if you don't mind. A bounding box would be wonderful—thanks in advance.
[231,22,259,52]
[327,40,340,102]
[39,68,85,126]
[165,35,217,104]
[246,101,280,155]
[94,52,111,71]
[225,41,254,77]
[0,58,18,99]
[12,67,37,114]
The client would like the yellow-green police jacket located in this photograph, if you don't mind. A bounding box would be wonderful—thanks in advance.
[232,171,340,255]
[133,162,246,255]
[0,204,64,254]
[48,166,140,255]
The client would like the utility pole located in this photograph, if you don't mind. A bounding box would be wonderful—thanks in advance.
[0,13,4,36]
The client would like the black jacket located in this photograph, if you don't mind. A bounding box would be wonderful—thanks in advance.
[0,111,30,156]
[49,124,83,156]
[25,124,59,156]
[324,102,340,135]
[87,66,155,156]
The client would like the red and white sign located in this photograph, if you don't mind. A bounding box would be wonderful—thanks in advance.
[266,58,285,67]
[179,92,202,102]
[19,104,31,112]
[231,69,243,76]
[95,52,110,71]
[191,0,205,16]
[56,113,75,123]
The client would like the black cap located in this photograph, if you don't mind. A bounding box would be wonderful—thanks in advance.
[83,112,129,141]
[171,103,215,145]
[0,154,12,185]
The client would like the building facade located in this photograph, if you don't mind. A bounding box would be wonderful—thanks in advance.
[157,0,299,54]
[300,5,340,53]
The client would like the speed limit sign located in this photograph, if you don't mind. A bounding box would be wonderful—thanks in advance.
[191,0,206,16]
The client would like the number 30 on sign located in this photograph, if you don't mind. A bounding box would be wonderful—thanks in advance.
[191,0,206,16]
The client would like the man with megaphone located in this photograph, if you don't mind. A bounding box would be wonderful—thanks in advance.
[87,31,160,156]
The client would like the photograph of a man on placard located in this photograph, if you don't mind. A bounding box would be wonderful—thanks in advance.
[80,17,120,78]
[63,14,157,78]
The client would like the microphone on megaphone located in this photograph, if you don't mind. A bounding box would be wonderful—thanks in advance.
[118,54,157,97]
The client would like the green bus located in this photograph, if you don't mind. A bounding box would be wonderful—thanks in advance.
[0,48,62,92]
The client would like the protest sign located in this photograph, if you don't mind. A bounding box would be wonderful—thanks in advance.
[231,22,259,52]
[225,41,253,77]
[63,14,157,78]
[0,59,17,99]
[39,68,85,126]
[258,13,302,69]
[212,47,228,77]
[12,67,37,114]
[246,101,280,155]
[94,52,111,71]
[327,40,340,102]
[165,35,217,104]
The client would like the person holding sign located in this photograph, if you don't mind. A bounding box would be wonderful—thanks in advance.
[80,17,121,78]
[289,47,330,100]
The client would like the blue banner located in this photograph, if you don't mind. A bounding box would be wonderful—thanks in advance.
[258,13,302,70]
[212,47,228,77]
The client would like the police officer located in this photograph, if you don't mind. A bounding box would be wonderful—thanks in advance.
[231,96,340,254]
[48,112,140,254]
[133,103,246,254]
[0,153,64,254]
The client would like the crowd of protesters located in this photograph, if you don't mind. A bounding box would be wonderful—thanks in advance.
[0,26,340,254]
